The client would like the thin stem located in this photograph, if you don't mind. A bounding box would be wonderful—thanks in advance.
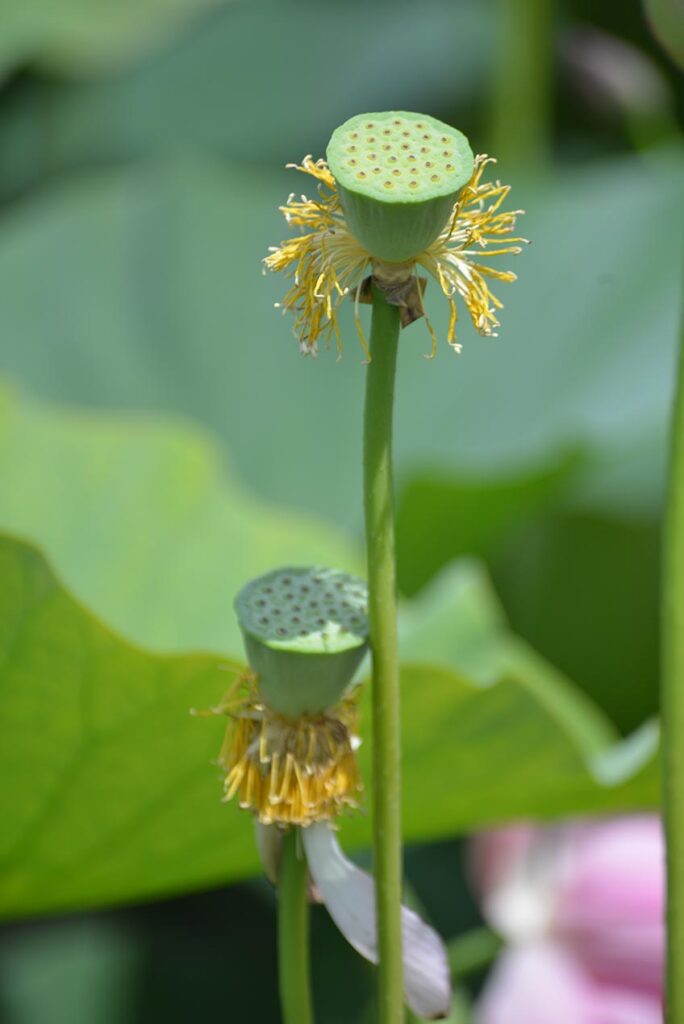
[489,0,554,171]
[363,286,403,1023]
[663,321,684,1023]
[278,829,314,1024]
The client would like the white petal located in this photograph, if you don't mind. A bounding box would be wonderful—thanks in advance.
[303,823,451,1020]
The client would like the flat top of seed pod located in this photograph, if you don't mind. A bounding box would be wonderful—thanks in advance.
[327,111,474,205]
[235,567,369,654]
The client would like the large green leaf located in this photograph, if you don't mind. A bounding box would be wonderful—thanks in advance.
[0,534,657,919]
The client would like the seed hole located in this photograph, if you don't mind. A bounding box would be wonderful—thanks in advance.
[441,136,449,143]
[388,155,397,163]
[383,181,394,188]
[365,122,374,129]
[409,180,418,188]
[348,145,357,153]
[372,167,381,174]
[382,128,391,135]
[349,159,357,166]
[276,627,287,636]
[382,144,392,151]
[431,174,440,182]
[420,147,429,154]
[357,171,367,179]
[422,133,430,140]
[402,131,410,138]
[351,132,359,139]
[425,161,433,168]
[407,155,416,162]
[392,169,401,177]
[445,163,454,171]
[400,144,410,151]
[442,151,451,158]
[367,136,376,143]
[393,119,402,125]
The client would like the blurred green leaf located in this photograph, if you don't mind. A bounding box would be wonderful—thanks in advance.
[0,0,223,80]
[0,150,678,531]
[0,919,139,1024]
[395,452,583,595]
[0,528,657,919]
[644,0,684,69]
[0,0,490,196]
[493,509,661,733]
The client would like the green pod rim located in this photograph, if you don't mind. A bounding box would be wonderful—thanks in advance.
[235,567,369,716]
[327,111,474,263]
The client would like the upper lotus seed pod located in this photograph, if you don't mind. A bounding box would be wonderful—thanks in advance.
[235,567,369,716]
[327,111,474,263]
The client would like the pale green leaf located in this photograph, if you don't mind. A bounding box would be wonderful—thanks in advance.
[0,380,358,655]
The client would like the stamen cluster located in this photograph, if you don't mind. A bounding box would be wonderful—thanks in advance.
[264,154,526,358]
[213,673,362,826]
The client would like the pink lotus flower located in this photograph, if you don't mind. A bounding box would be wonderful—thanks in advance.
[472,817,664,1024]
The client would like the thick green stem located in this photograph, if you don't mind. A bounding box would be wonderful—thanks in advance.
[363,287,404,1023]
[278,829,314,1024]
[490,0,554,170]
[663,324,684,1022]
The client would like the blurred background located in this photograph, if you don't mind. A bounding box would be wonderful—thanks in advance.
[0,0,681,1020]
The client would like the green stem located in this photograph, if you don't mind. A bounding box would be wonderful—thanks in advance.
[663,322,684,1023]
[363,286,404,1024]
[490,0,554,170]
[278,829,314,1024]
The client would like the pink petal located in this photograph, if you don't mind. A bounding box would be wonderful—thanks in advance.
[476,942,590,1024]
[554,817,664,994]
[476,943,663,1024]
[471,826,559,942]
[586,986,662,1024]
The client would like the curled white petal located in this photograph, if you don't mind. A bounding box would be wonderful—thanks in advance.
[303,823,451,1020]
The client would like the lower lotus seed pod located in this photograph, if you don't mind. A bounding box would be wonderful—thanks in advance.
[235,567,369,716]
[327,111,474,263]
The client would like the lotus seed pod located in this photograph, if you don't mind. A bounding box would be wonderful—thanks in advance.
[327,111,474,263]
[235,567,369,717]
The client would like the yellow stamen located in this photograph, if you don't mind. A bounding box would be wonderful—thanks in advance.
[266,152,526,356]
[207,674,363,827]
